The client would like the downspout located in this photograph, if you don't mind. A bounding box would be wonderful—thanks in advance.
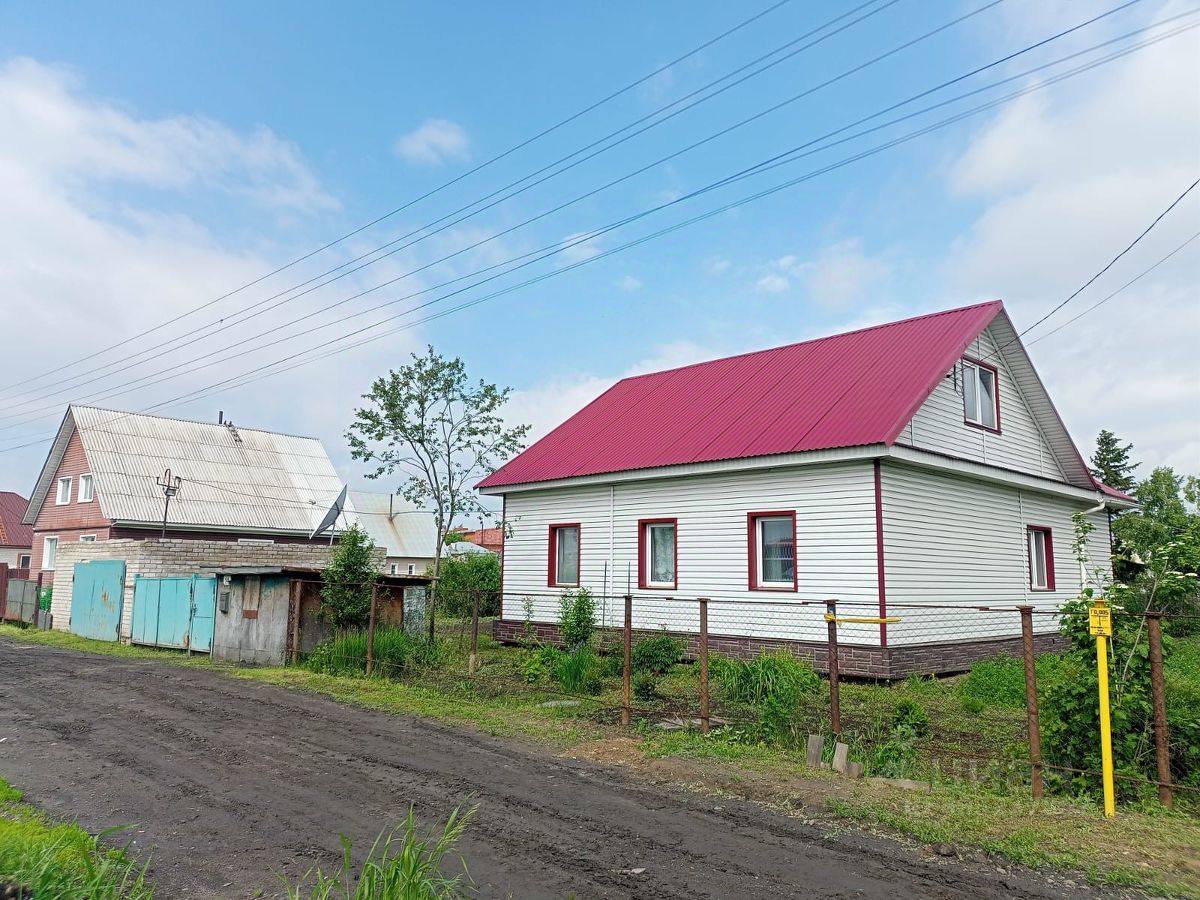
[1080,498,1107,588]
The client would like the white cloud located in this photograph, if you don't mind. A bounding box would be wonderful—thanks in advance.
[943,4,1200,471]
[754,240,892,305]
[393,118,471,167]
[558,231,603,265]
[755,273,790,294]
[705,256,731,275]
[615,274,642,292]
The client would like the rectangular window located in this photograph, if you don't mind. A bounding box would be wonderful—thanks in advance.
[78,474,94,503]
[748,512,796,590]
[1027,526,1055,591]
[407,564,415,575]
[43,536,58,571]
[18,554,31,569]
[56,477,71,505]
[79,535,96,543]
[390,563,398,575]
[548,524,580,587]
[962,357,999,431]
[638,518,677,590]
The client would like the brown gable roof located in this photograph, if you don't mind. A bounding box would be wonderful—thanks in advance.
[0,492,32,547]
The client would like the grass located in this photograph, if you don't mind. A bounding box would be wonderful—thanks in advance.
[0,776,153,898]
[5,622,1200,897]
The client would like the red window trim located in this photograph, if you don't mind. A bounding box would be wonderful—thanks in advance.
[1026,525,1055,592]
[637,517,678,591]
[747,511,797,592]
[547,522,581,588]
[962,355,1002,435]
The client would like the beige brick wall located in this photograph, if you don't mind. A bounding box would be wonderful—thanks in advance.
[52,538,383,642]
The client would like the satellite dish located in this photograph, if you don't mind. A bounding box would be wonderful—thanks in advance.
[310,485,348,540]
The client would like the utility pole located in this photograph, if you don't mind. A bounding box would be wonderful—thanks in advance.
[156,469,182,539]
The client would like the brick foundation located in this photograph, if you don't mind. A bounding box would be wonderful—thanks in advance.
[491,618,1066,679]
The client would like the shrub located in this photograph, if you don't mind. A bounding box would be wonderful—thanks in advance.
[305,628,446,677]
[890,699,930,738]
[633,672,659,702]
[631,633,684,675]
[554,645,603,695]
[558,588,596,649]
[320,524,378,630]
[519,645,562,684]
[711,651,820,742]
[434,553,501,618]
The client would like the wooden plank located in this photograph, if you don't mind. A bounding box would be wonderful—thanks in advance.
[832,742,849,774]
[805,734,824,768]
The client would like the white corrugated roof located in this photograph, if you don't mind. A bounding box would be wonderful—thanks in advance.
[347,491,438,560]
[25,406,351,534]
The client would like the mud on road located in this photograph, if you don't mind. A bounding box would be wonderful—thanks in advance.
[0,638,1113,898]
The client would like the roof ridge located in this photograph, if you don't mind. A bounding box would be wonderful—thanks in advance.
[615,300,1004,383]
[70,404,322,443]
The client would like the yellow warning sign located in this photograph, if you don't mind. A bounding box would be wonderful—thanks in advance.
[1089,604,1113,637]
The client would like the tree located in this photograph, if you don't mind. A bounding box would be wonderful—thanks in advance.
[431,552,501,617]
[321,523,378,630]
[347,346,529,641]
[1090,429,1139,493]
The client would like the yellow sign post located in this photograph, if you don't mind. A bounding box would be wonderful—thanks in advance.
[1090,599,1116,817]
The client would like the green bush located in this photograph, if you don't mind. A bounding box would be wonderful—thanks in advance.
[320,524,378,630]
[631,633,684,675]
[434,553,501,618]
[519,645,562,684]
[558,588,596,649]
[633,672,659,702]
[553,645,603,695]
[305,628,446,678]
[711,651,820,742]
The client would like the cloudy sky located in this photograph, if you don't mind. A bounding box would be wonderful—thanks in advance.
[0,0,1196,514]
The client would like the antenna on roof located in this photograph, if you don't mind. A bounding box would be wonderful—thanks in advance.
[224,420,243,444]
[311,484,348,543]
[155,468,182,539]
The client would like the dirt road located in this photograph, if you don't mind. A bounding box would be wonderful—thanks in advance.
[0,638,1106,898]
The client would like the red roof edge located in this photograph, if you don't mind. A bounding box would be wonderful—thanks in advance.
[1094,480,1137,504]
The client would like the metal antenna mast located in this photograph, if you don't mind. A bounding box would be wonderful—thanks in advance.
[156,468,182,539]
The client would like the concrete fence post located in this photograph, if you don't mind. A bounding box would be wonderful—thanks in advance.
[1018,606,1044,800]
[1146,611,1173,809]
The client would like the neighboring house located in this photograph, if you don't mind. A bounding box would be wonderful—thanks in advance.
[348,491,438,576]
[457,527,504,555]
[0,492,33,569]
[23,406,354,583]
[477,301,1136,677]
[445,539,494,557]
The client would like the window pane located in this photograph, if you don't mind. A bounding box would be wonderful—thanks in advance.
[45,538,57,569]
[649,524,675,584]
[963,364,979,422]
[80,475,93,501]
[1030,531,1047,588]
[556,526,579,584]
[978,367,997,428]
[57,478,70,504]
[759,517,794,584]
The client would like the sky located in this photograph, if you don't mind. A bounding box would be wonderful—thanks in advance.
[0,0,1196,518]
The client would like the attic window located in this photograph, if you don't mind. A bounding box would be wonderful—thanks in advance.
[56,477,71,505]
[962,357,999,432]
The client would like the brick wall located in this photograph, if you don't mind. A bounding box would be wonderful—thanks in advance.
[491,618,1066,679]
[51,538,385,642]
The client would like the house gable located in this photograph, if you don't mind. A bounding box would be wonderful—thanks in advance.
[28,428,112,535]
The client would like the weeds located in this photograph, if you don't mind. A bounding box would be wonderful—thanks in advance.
[554,646,602,694]
[305,629,447,678]
[631,633,684,676]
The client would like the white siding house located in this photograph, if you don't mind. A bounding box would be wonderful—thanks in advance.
[479,302,1134,676]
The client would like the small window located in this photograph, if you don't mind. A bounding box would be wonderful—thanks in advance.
[962,358,999,430]
[78,474,94,502]
[390,563,398,575]
[79,534,96,543]
[407,564,415,575]
[639,519,677,590]
[18,554,31,569]
[749,512,796,590]
[56,477,71,505]
[43,536,58,570]
[1027,526,1055,591]
[548,524,580,587]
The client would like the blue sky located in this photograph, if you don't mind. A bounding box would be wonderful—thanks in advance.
[0,0,1196,509]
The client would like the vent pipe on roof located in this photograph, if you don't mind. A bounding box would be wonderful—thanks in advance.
[218,410,224,425]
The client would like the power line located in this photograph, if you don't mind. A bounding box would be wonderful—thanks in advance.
[2,0,901,407]
[3,0,1151,425]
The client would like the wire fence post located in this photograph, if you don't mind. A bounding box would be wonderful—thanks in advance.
[1019,605,1044,800]
[698,597,710,735]
[825,598,841,736]
[366,583,379,676]
[622,593,632,727]
[469,591,481,675]
[288,577,301,666]
[1146,611,1173,809]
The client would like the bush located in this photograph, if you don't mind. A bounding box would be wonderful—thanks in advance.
[711,651,820,742]
[434,553,501,618]
[305,628,446,677]
[558,588,596,649]
[631,633,684,675]
[633,672,659,702]
[320,524,378,630]
[519,645,562,684]
[554,645,603,695]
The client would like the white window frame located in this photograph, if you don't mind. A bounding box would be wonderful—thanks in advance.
[407,564,415,575]
[962,358,999,431]
[56,477,71,505]
[79,534,97,543]
[390,563,398,575]
[18,554,30,569]
[641,520,677,589]
[78,473,94,503]
[753,514,795,589]
[43,536,59,571]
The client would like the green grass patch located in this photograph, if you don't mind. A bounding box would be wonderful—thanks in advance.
[0,776,152,898]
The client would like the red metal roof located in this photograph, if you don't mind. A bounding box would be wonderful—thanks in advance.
[480,301,1005,489]
[0,491,32,548]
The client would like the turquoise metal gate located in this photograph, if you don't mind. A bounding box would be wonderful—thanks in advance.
[71,560,127,642]
[131,574,217,652]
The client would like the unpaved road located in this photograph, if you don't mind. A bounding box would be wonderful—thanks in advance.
[0,638,1108,899]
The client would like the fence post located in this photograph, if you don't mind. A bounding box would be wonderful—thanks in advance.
[469,592,481,675]
[698,598,710,735]
[0,562,8,621]
[622,594,632,727]
[1018,606,1044,800]
[366,583,379,676]
[1146,611,1173,809]
[825,598,841,736]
